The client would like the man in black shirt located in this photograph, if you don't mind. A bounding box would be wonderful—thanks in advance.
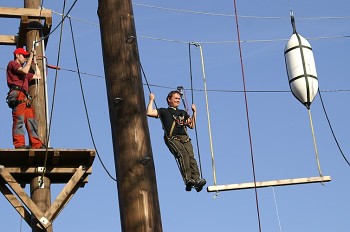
[147,90,206,192]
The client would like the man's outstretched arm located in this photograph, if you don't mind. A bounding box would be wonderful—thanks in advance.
[147,93,158,118]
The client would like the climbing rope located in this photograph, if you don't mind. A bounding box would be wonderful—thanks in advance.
[67,17,117,182]
[139,62,187,183]
[307,109,323,177]
[233,0,262,230]
[35,0,79,45]
[270,186,283,232]
[19,216,22,232]
[188,43,204,178]
[318,90,350,166]
[190,42,218,192]
[40,0,67,186]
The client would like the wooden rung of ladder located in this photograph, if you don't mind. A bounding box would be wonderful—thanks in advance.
[207,176,331,192]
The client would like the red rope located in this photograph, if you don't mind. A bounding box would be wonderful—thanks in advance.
[233,1,262,231]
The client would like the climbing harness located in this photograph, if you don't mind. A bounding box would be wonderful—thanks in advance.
[6,85,33,108]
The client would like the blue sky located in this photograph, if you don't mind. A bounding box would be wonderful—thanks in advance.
[1,0,350,231]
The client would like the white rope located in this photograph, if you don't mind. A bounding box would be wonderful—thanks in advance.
[271,186,283,232]
[308,109,323,177]
[194,43,218,189]
[19,216,22,232]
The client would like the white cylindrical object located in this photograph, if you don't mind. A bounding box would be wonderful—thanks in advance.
[284,33,318,109]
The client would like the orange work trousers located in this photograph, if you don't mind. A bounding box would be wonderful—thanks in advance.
[10,91,42,148]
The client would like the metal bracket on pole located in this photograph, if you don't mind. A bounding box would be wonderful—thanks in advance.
[140,156,151,165]
[113,97,123,107]
[38,176,45,189]
[126,35,135,44]
[39,216,49,225]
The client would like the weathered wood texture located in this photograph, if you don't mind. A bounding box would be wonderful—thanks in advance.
[207,176,331,192]
[98,0,163,231]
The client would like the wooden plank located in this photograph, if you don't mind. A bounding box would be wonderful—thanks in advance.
[0,149,96,167]
[4,167,91,174]
[0,167,92,184]
[0,167,51,229]
[207,176,331,192]
[0,184,31,227]
[0,149,95,184]
[45,166,86,222]
[0,35,17,45]
[0,7,51,19]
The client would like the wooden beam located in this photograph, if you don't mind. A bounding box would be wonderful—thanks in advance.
[0,7,51,19]
[45,166,86,222]
[207,176,331,192]
[0,35,17,45]
[0,184,31,227]
[0,165,91,229]
[0,7,52,47]
[0,167,51,229]
[0,149,96,167]
[4,167,91,174]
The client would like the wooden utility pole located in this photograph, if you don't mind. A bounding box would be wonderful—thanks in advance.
[97,0,163,231]
[24,1,52,231]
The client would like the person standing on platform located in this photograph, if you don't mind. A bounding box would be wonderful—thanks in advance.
[147,90,206,192]
[6,47,44,149]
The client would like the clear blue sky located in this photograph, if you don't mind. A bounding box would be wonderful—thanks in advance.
[1,0,350,231]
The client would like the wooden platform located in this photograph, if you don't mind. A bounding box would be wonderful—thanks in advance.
[0,7,52,46]
[0,148,95,184]
[207,176,331,192]
[0,148,96,229]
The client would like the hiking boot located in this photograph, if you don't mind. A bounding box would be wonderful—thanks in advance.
[185,179,195,191]
[195,179,207,192]
[37,144,53,149]
[15,145,30,149]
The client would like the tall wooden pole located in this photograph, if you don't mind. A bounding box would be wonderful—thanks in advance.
[24,1,52,231]
[97,0,163,231]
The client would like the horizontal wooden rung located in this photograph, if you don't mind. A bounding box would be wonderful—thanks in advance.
[207,176,331,192]
[0,7,51,19]
[0,35,16,45]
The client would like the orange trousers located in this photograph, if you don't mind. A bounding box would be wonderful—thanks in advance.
[10,91,43,148]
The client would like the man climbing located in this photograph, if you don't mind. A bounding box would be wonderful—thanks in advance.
[6,47,45,149]
[147,90,206,192]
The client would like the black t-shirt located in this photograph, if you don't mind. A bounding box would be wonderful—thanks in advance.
[158,107,190,136]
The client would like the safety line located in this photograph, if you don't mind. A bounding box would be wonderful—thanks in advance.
[188,43,203,179]
[3,66,350,94]
[36,0,79,44]
[140,63,159,110]
[308,109,323,177]
[318,90,350,166]
[193,43,218,191]
[19,215,22,232]
[138,35,350,45]
[52,8,350,45]
[233,0,262,231]
[40,0,67,185]
[139,61,185,181]
[31,0,49,149]
[133,2,350,20]
[270,186,283,232]
[67,17,116,182]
